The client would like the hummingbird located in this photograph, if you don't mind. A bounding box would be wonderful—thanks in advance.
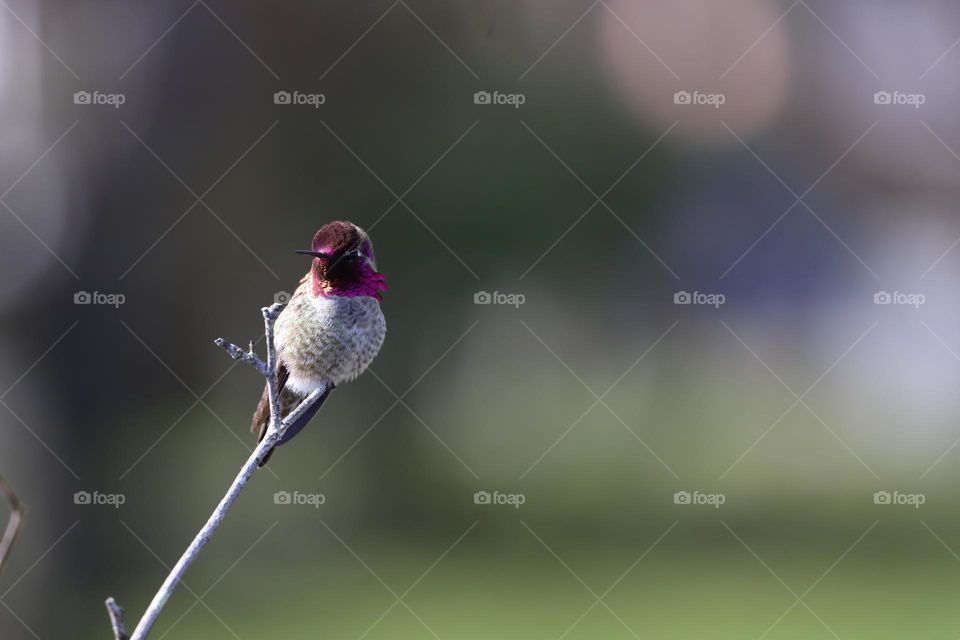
[251,221,387,465]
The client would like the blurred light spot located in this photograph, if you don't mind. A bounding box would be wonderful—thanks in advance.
[599,0,790,142]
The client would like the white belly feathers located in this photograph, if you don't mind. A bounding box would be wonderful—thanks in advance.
[274,288,386,393]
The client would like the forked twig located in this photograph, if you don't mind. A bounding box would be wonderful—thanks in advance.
[106,302,327,639]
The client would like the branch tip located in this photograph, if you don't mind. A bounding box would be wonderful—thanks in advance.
[105,597,129,640]
[262,302,284,321]
[0,473,24,576]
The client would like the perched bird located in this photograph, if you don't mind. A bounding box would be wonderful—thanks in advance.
[252,221,387,464]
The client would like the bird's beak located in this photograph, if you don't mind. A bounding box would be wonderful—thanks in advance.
[295,250,332,259]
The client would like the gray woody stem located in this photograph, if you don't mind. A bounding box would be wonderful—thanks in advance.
[106,303,328,640]
[105,598,127,640]
[0,472,24,576]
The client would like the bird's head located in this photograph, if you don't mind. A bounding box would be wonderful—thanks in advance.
[296,221,387,300]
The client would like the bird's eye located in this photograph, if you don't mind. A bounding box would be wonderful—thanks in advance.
[346,248,362,259]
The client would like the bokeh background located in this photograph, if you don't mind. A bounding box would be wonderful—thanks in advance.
[2,0,960,637]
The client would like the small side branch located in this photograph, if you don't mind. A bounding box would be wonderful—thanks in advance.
[0,472,24,576]
[213,338,269,377]
[106,302,327,640]
[105,597,128,640]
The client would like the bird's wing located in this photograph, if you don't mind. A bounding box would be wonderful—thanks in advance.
[250,360,290,434]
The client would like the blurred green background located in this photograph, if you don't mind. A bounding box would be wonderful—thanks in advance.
[3,0,960,637]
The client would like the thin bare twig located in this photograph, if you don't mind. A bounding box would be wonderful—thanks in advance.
[106,302,327,640]
[0,472,24,576]
[213,337,270,377]
[105,597,128,640]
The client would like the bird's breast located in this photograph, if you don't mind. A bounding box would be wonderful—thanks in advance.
[275,289,385,393]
